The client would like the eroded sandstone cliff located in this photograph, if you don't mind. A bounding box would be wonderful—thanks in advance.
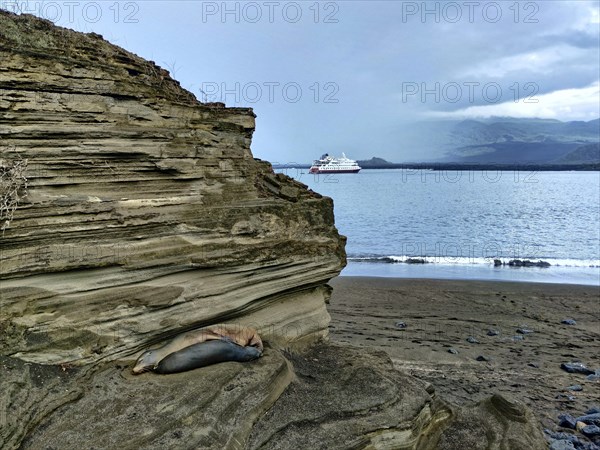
[0,11,345,366]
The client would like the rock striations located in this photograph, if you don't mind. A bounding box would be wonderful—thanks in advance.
[0,11,547,450]
[0,11,345,366]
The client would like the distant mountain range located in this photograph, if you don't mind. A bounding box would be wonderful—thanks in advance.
[357,117,599,169]
[277,117,599,169]
[432,117,599,165]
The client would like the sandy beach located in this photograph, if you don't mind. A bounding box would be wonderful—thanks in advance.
[328,277,600,432]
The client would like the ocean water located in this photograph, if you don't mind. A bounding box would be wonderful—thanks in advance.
[279,168,600,285]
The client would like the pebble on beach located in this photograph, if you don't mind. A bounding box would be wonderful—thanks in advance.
[394,321,407,329]
[487,329,500,336]
[559,414,577,429]
[586,372,600,382]
[561,362,595,375]
[581,425,600,438]
[476,355,490,362]
[447,348,459,354]
[561,318,577,325]
[466,336,479,344]
[568,385,583,391]
[517,327,535,334]
[576,413,600,426]
[549,438,577,450]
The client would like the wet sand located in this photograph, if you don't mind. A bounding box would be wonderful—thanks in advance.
[328,277,600,431]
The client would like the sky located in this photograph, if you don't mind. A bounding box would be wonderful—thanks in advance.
[4,0,600,162]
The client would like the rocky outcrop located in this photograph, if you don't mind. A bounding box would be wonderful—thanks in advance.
[434,394,546,450]
[248,344,452,450]
[1,343,547,450]
[0,348,294,449]
[0,10,345,366]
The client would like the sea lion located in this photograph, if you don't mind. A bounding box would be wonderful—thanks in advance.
[155,339,262,374]
[132,324,263,374]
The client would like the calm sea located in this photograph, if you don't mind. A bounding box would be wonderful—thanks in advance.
[279,168,600,285]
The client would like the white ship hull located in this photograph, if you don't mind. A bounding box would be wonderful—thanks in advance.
[309,153,361,174]
[309,167,361,174]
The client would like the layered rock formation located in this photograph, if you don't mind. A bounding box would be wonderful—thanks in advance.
[0,10,345,366]
[1,343,546,450]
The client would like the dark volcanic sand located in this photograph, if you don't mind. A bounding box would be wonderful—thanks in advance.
[328,277,600,432]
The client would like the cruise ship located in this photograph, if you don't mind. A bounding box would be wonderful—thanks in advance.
[309,153,361,174]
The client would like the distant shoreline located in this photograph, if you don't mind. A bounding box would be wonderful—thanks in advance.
[342,260,600,286]
[273,163,600,171]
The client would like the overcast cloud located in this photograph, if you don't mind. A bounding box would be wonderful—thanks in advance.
[5,0,599,162]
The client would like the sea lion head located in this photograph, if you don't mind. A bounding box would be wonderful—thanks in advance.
[132,349,161,374]
[247,333,264,353]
